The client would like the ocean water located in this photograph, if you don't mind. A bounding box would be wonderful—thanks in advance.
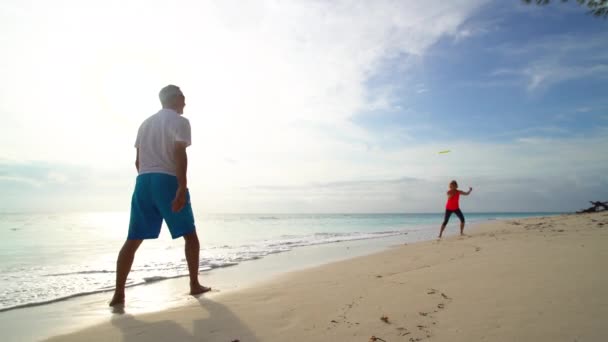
[0,212,558,313]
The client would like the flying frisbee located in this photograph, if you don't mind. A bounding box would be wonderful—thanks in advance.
[438,150,451,154]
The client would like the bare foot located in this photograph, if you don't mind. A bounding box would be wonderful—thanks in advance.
[190,284,212,296]
[109,292,125,307]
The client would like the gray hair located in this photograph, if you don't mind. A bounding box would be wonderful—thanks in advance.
[159,85,184,106]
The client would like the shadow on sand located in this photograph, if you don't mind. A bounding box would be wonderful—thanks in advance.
[111,298,260,342]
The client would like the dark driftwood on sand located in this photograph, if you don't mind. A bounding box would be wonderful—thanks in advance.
[577,201,608,214]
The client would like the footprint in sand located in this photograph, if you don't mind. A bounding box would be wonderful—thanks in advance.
[396,327,411,336]
[415,289,450,339]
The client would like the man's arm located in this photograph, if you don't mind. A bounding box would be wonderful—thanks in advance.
[135,148,140,172]
[172,142,188,212]
[172,118,191,212]
[174,142,188,190]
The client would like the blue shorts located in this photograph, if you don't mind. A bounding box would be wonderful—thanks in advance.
[128,173,195,240]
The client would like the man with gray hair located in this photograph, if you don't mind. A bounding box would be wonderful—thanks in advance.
[110,85,210,307]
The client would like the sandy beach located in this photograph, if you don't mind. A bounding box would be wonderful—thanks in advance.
[46,212,608,342]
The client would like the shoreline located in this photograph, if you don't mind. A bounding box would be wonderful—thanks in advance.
[40,212,608,342]
[0,229,418,314]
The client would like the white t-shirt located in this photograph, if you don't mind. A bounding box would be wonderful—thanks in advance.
[134,108,191,176]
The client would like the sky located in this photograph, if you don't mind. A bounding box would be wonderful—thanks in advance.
[0,0,607,213]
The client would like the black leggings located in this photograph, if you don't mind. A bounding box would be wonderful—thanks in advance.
[443,209,465,226]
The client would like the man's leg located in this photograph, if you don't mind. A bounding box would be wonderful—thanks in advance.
[110,239,143,306]
[156,176,210,295]
[183,231,211,295]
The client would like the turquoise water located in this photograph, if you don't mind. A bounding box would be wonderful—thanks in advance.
[0,212,560,312]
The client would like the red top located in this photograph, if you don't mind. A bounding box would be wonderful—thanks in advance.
[446,191,460,210]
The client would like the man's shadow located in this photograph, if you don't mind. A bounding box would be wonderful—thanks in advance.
[111,298,260,342]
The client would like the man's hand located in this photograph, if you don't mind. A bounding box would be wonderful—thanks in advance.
[172,187,187,212]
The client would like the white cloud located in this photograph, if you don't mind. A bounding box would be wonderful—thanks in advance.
[524,63,608,92]
[489,62,608,92]
[576,107,592,113]
[488,35,608,92]
[554,106,603,121]
[0,175,42,188]
[415,83,429,94]
[0,1,488,176]
[451,22,493,43]
[9,1,603,214]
